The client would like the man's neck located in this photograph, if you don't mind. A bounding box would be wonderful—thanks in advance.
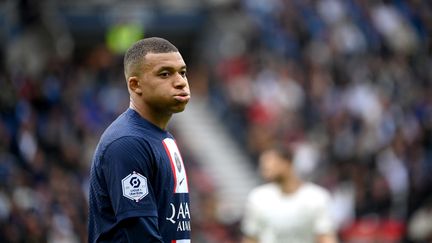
[279,175,303,194]
[129,102,171,130]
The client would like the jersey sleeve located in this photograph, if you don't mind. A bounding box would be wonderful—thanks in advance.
[314,190,335,235]
[241,190,263,238]
[101,136,159,221]
[121,217,164,242]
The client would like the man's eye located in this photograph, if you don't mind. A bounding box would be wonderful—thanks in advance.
[159,72,170,77]
[180,71,187,77]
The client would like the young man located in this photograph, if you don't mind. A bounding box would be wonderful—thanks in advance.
[88,37,191,242]
[241,145,338,243]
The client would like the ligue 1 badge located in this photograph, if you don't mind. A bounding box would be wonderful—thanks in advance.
[121,171,148,202]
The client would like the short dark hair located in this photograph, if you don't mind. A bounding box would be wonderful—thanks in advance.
[123,37,179,78]
[271,143,294,162]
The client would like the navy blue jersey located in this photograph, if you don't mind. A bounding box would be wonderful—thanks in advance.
[88,109,191,243]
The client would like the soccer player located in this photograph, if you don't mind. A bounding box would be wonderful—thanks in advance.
[241,144,337,243]
[88,37,191,242]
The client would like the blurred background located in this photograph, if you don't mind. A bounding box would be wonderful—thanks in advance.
[0,0,432,242]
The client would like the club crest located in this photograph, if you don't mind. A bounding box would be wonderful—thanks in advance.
[174,152,182,173]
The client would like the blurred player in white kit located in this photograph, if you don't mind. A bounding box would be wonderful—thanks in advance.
[241,144,338,243]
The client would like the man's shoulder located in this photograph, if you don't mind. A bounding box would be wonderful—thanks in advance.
[299,182,332,201]
[249,183,279,198]
[94,114,145,155]
[101,123,129,142]
[100,112,152,144]
[302,182,329,194]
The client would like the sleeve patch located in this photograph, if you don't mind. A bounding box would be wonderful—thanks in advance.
[121,171,148,202]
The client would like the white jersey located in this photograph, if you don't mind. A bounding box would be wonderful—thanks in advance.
[242,182,334,243]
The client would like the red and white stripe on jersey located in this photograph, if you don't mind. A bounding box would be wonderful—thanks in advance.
[162,138,189,193]
[172,240,190,243]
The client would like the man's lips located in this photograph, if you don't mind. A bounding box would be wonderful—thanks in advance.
[173,92,190,102]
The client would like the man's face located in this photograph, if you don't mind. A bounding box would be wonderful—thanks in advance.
[138,52,190,115]
[259,150,290,182]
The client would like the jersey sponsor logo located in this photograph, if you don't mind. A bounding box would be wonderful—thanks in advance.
[162,138,188,193]
[121,171,148,202]
[166,202,191,229]
[166,196,191,238]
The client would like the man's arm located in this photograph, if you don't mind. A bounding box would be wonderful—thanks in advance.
[102,138,164,241]
[122,217,163,242]
[241,189,263,243]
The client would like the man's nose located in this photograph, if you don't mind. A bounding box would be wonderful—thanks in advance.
[173,73,187,88]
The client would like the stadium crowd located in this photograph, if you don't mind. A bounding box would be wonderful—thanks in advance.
[202,0,432,242]
[0,0,431,242]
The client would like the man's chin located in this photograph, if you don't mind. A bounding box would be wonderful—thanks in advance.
[171,104,187,113]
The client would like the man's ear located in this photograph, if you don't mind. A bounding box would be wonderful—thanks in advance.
[128,76,142,95]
